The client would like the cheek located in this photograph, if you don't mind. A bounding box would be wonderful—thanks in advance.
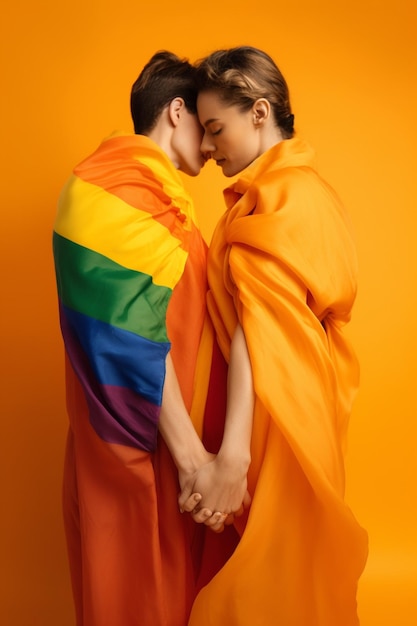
[240,132,258,156]
[192,126,204,149]
[228,128,248,154]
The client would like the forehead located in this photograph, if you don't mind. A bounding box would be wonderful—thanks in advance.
[197,91,233,124]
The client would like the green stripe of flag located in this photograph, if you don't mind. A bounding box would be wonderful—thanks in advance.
[53,232,171,342]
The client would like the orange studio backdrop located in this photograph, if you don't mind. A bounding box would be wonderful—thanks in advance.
[0,1,416,624]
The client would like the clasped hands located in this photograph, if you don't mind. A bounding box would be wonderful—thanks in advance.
[178,452,251,533]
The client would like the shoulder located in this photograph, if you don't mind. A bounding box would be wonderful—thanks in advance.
[252,165,339,217]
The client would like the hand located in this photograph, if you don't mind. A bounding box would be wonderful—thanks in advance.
[178,454,251,532]
[181,499,250,533]
[177,450,215,512]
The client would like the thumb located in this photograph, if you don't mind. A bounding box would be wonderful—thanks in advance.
[178,490,202,513]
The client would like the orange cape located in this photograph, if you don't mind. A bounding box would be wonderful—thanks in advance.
[190,139,368,625]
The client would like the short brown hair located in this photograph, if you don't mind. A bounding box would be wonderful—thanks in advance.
[195,46,294,138]
[130,51,198,135]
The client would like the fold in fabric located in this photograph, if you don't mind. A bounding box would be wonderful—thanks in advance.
[190,138,368,626]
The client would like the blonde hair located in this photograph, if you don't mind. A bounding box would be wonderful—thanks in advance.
[195,46,294,138]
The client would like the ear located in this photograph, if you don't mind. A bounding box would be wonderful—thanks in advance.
[252,98,270,127]
[168,97,186,127]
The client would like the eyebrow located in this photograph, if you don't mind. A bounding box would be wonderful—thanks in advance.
[202,118,220,128]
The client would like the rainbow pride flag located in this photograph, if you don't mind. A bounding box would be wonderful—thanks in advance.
[53,133,194,451]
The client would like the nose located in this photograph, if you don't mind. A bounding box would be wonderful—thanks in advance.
[200,131,215,155]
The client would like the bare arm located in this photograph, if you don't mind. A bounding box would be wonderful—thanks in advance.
[158,353,214,504]
[178,323,254,529]
[218,322,254,471]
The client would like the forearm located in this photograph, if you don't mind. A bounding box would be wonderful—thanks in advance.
[218,322,254,470]
[178,325,254,524]
[158,353,208,475]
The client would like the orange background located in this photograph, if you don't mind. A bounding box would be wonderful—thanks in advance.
[1,1,416,624]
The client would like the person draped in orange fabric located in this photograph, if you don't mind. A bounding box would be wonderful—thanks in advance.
[180,46,368,625]
[53,51,239,626]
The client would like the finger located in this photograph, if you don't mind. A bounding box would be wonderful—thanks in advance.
[210,523,225,534]
[243,490,252,508]
[191,507,213,523]
[233,504,244,518]
[179,492,202,513]
[204,511,228,529]
[224,513,235,525]
[208,514,227,533]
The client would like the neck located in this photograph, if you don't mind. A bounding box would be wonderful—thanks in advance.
[259,125,284,155]
[145,121,177,169]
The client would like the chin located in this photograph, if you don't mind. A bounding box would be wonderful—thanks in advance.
[218,160,236,177]
[180,162,204,177]
[221,166,237,178]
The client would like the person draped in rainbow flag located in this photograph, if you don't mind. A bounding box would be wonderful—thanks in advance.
[52,51,240,626]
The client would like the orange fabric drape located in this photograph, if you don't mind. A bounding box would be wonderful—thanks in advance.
[189,139,368,626]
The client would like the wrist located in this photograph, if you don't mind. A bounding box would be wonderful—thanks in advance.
[217,446,251,474]
[174,440,211,475]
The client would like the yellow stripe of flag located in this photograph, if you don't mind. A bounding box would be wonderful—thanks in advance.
[54,175,188,289]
